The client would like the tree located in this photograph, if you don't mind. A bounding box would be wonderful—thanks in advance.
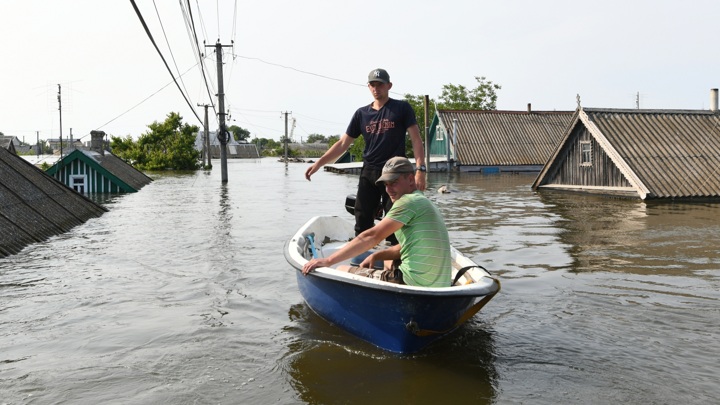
[305,134,327,143]
[404,94,436,151]
[228,125,250,142]
[325,135,363,161]
[110,112,200,171]
[404,76,501,155]
[252,137,285,157]
[438,76,501,110]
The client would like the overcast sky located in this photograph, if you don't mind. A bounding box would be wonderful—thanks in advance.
[1,0,718,144]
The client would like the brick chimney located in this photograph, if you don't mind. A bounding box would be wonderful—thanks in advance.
[711,89,718,112]
[90,130,106,155]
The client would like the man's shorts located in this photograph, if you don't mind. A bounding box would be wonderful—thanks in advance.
[347,265,404,284]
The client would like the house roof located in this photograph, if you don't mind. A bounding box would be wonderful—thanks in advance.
[0,146,107,258]
[534,108,720,199]
[46,149,152,192]
[435,110,574,166]
[0,136,18,153]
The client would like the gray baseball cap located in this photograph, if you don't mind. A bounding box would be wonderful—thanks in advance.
[376,157,414,185]
[368,68,390,84]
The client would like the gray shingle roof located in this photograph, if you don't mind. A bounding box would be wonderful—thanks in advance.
[0,147,107,258]
[436,110,573,166]
[79,150,153,191]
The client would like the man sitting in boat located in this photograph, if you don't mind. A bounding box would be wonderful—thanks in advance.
[302,157,452,287]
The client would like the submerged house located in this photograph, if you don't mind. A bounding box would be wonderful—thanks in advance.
[532,96,720,199]
[428,108,573,172]
[0,145,107,258]
[46,131,152,194]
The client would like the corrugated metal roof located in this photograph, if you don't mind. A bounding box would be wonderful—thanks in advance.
[437,110,573,166]
[81,150,153,191]
[0,147,107,258]
[584,108,720,198]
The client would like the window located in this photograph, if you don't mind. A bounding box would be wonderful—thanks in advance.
[71,175,86,194]
[436,126,445,141]
[580,141,592,166]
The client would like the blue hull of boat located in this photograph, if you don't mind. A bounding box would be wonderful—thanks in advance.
[285,215,500,354]
[295,270,478,353]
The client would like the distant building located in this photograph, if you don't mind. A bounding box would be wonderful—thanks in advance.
[46,138,82,154]
[195,130,260,159]
[0,135,19,154]
[532,101,720,199]
[0,145,107,258]
[45,131,152,194]
[428,107,574,172]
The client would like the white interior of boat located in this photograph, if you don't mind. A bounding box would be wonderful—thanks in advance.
[292,216,494,289]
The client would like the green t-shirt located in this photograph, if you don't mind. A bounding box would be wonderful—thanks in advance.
[386,190,452,287]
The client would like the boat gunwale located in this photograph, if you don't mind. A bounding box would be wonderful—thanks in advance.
[284,216,500,299]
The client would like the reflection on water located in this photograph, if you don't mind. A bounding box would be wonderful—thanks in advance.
[283,303,497,404]
[539,192,720,276]
[1,160,718,404]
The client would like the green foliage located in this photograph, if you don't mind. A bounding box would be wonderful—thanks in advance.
[404,94,436,143]
[228,125,250,142]
[438,76,501,110]
[252,137,283,157]
[326,134,363,161]
[348,136,365,162]
[110,112,200,171]
[404,75,501,144]
[305,134,327,143]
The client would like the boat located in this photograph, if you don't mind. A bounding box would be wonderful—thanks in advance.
[284,215,501,354]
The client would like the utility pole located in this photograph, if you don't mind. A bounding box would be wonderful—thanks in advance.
[36,131,40,156]
[207,40,233,183]
[198,103,211,169]
[58,84,63,158]
[423,95,430,173]
[282,111,291,161]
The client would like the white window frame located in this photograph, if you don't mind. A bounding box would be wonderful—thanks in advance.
[580,141,592,166]
[71,174,87,193]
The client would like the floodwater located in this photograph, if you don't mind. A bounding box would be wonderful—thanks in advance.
[1,159,718,404]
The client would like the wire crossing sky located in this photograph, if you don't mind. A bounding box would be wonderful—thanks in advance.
[1,0,719,143]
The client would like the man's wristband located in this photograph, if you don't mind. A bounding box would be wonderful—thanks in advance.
[416,164,427,172]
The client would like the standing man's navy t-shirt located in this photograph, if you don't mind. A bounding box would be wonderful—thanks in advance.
[345,98,418,169]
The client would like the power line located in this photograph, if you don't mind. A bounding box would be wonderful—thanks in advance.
[181,0,218,121]
[233,55,365,88]
[128,0,202,124]
[93,63,200,136]
[152,0,192,107]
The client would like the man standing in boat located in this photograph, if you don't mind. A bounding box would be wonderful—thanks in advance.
[304,68,427,239]
[302,157,451,288]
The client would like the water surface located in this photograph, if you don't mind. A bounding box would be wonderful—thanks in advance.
[1,159,718,404]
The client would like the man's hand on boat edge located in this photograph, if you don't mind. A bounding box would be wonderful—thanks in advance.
[302,258,331,275]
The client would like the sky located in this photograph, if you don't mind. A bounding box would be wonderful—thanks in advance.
[1,0,719,145]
